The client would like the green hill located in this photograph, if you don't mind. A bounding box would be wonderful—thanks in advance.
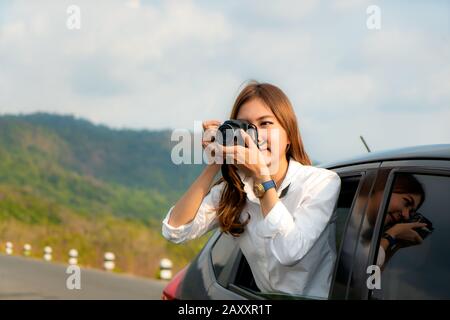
[0,113,207,278]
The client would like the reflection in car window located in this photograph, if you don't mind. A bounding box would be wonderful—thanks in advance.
[211,232,239,288]
[372,173,450,299]
[329,175,363,298]
[335,176,362,252]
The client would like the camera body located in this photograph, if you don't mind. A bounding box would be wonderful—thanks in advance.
[215,119,259,184]
[407,212,434,240]
[216,120,259,148]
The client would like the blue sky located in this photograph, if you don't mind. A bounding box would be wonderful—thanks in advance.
[0,0,449,162]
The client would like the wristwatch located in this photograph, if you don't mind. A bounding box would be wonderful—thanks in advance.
[253,179,276,198]
[382,233,397,249]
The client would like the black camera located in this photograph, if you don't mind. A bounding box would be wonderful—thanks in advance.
[215,120,259,184]
[216,120,259,148]
[407,212,434,240]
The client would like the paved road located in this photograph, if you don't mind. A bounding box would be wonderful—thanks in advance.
[0,254,167,299]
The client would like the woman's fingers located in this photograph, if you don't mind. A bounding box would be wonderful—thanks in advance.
[390,222,427,242]
[202,120,221,130]
[410,230,423,243]
[220,144,246,164]
[221,144,241,156]
[202,120,221,148]
[408,222,428,229]
[202,131,217,147]
[215,131,263,168]
[240,129,258,150]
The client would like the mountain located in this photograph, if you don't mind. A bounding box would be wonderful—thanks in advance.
[0,113,206,277]
[0,113,204,222]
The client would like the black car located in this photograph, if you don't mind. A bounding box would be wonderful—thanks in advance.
[162,144,450,300]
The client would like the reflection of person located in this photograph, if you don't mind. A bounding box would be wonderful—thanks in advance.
[377,174,427,268]
[162,82,341,298]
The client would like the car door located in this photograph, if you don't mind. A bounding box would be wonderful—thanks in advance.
[208,163,379,300]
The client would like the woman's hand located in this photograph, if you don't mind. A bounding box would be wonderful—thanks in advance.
[218,129,270,182]
[202,120,223,167]
[202,120,221,149]
[385,222,428,245]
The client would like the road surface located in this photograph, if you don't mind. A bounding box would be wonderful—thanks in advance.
[0,254,167,299]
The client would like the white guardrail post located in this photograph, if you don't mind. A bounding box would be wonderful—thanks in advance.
[5,242,13,255]
[23,243,32,256]
[159,258,173,280]
[69,249,78,265]
[103,252,115,271]
[43,246,52,261]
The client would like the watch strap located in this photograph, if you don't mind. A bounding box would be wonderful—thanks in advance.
[383,233,397,249]
[261,179,276,191]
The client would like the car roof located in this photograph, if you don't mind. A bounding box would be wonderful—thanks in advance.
[319,144,450,169]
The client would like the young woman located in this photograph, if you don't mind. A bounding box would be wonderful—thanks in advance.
[162,82,341,298]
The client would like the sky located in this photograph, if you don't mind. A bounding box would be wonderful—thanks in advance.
[0,0,449,163]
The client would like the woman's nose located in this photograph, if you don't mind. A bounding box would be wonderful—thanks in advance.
[401,207,411,220]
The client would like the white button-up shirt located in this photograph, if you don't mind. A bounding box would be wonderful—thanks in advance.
[162,159,341,298]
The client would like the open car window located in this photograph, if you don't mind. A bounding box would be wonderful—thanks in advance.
[214,174,363,300]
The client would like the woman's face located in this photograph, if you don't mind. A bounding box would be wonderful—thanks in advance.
[236,98,290,169]
[385,192,422,225]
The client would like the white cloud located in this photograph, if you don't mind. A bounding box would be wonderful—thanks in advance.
[247,0,320,21]
[303,108,450,163]
[331,0,372,11]
[0,0,234,128]
[361,28,450,111]
[126,0,141,9]
[0,0,448,162]
[303,73,376,112]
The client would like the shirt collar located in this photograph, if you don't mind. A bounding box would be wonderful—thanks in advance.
[237,158,303,204]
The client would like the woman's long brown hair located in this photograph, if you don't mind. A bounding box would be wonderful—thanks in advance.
[215,81,312,236]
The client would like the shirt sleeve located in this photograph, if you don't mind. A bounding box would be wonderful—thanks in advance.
[161,182,224,244]
[256,170,341,266]
[376,246,386,267]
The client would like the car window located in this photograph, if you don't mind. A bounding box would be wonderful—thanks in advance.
[371,173,450,299]
[345,168,390,299]
[335,175,362,253]
[231,174,363,300]
[210,232,240,288]
[328,174,365,299]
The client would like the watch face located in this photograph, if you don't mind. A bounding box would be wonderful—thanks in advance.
[253,184,265,198]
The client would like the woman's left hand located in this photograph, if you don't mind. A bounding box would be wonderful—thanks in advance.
[218,129,270,181]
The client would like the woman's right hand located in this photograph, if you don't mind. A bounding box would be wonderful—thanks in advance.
[202,120,221,149]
